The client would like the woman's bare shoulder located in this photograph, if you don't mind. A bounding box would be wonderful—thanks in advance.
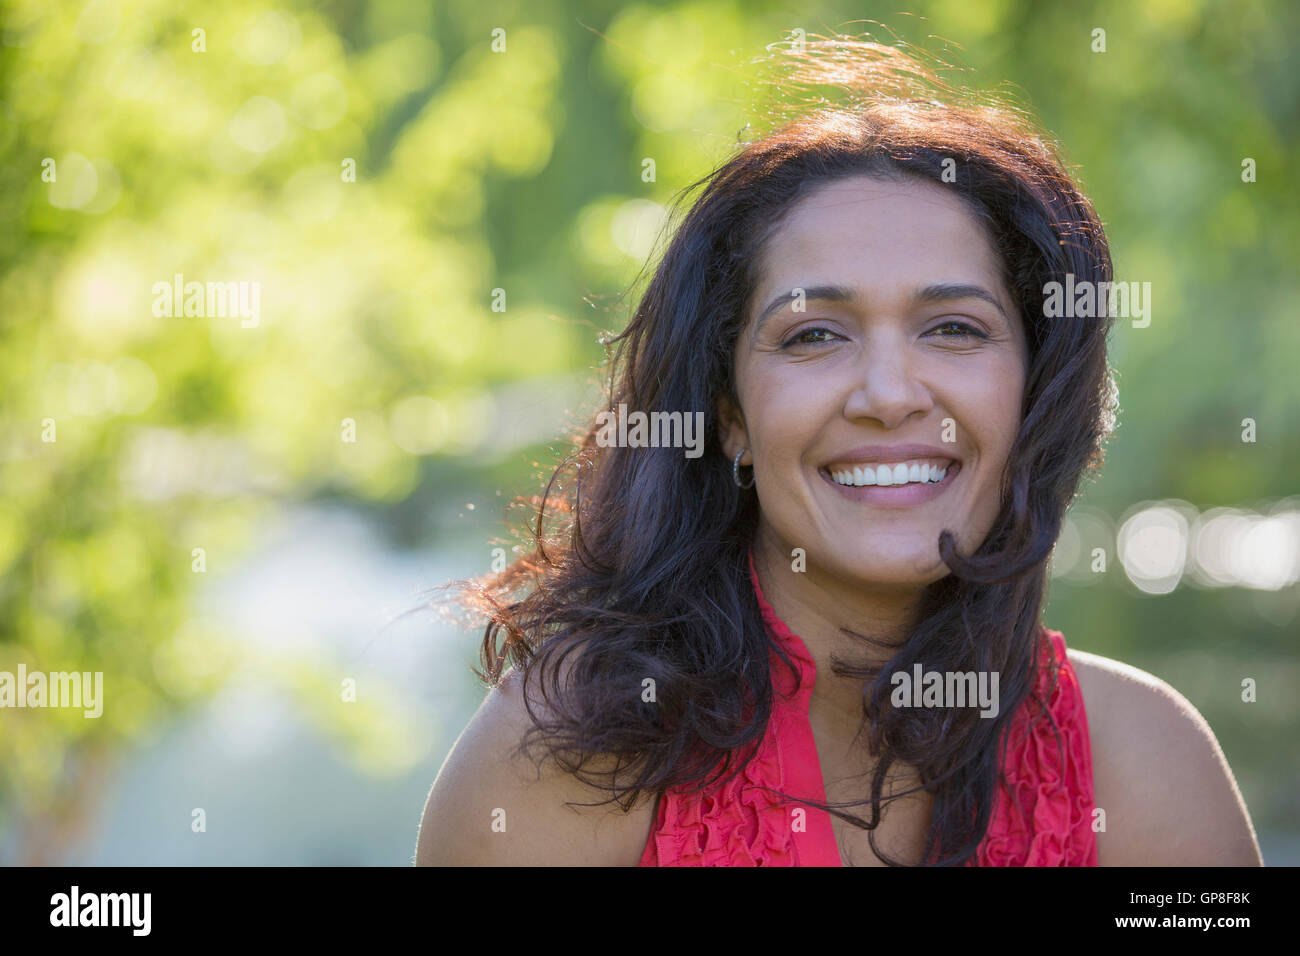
[414,665,658,866]
[1066,648,1262,865]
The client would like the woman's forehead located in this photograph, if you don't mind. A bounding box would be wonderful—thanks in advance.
[749,177,1009,320]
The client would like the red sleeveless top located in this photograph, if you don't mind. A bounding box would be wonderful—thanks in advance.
[638,555,1098,866]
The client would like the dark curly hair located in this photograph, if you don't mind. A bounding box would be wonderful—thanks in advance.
[438,35,1118,866]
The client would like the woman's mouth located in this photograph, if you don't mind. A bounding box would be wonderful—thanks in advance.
[818,459,962,507]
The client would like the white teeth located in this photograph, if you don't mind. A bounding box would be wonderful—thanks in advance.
[829,460,952,488]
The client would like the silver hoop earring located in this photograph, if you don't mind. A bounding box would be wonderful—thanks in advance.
[733,448,755,489]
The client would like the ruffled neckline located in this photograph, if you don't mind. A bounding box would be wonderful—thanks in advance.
[741,547,1098,867]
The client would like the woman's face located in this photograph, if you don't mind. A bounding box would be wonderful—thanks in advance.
[721,174,1029,589]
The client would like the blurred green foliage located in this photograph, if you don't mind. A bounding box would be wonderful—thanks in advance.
[0,0,1295,861]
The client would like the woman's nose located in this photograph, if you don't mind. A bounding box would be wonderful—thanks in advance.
[840,343,934,429]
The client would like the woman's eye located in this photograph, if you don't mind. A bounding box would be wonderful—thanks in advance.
[929,320,988,339]
[781,327,840,348]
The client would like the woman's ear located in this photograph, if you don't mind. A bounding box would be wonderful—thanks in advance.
[715,392,749,463]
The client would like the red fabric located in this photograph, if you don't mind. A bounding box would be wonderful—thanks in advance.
[638,553,1098,866]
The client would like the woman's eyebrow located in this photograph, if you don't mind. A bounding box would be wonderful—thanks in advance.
[914,282,1009,319]
[753,281,1007,333]
[753,283,855,332]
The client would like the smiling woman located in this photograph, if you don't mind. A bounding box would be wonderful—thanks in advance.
[724,173,1029,592]
[415,37,1262,867]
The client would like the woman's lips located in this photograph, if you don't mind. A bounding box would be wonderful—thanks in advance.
[818,461,962,508]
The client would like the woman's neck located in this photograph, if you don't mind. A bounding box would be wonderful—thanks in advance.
[750,534,926,716]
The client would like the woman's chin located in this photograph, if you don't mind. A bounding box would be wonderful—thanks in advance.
[829,553,951,588]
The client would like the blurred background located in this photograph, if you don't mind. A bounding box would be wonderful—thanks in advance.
[0,0,1295,865]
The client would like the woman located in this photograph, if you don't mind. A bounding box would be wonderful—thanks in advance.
[415,38,1262,866]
